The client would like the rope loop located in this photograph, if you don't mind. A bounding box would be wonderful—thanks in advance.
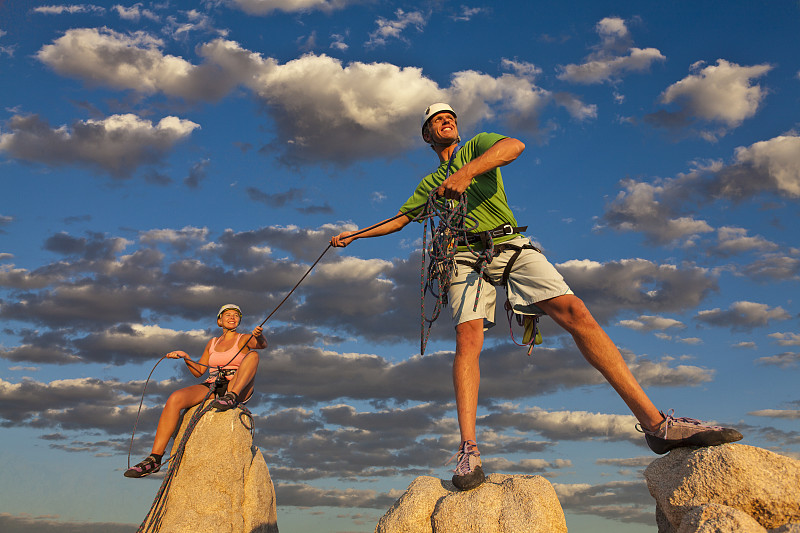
[414,188,498,355]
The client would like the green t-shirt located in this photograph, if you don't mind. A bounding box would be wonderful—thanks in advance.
[399,132,520,247]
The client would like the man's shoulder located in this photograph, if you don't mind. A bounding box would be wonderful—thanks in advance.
[466,131,507,145]
[462,132,508,155]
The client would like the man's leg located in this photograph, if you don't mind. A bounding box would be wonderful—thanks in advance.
[535,293,743,453]
[453,318,484,444]
[449,318,487,490]
[535,294,664,431]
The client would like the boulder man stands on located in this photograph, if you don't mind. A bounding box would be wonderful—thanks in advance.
[330,103,743,491]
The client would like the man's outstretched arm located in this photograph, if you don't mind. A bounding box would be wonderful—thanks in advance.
[330,211,412,247]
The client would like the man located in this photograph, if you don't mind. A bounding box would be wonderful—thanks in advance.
[331,103,742,491]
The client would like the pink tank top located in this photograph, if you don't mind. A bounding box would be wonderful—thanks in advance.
[205,333,249,381]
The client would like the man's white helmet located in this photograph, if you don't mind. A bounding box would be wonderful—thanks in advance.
[421,102,457,140]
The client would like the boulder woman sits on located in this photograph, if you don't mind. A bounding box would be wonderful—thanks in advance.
[124,304,267,478]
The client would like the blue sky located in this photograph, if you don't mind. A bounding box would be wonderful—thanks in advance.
[1,1,799,532]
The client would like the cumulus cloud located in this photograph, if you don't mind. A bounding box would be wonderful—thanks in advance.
[647,59,772,137]
[617,314,685,332]
[557,258,717,323]
[557,17,665,84]
[741,252,800,281]
[769,332,800,347]
[113,3,160,22]
[695,301,790,330]
[599,177,714,245]
[0,513,134,533]
[34,29,587,165]
[712,226,778,256]
[139,226,210,250]
[452,6,487,22]
[554,479,654,524]
[756,352,800,368]
[275,483,396,508]
[230,0,360,16]
[33,4,106,15]
[366,9,426,47]
[748,409,800,419]
[601,133,800,245]
[36,29,249,100]
[0,113,199,177]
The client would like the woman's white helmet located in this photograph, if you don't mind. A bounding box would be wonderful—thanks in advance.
[217,304,242,321]
[421,102,457,140]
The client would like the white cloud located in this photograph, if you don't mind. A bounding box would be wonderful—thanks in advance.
[600,178,714,245]
[748,409,800,419]
[139,227,210,248]
[366,9,426,47]
[558,258,716,323]
[756,352,800,368]
[113,3,159,21]
[696,301,791,329]
[230,0,360,15]
[37,28,247,100]
[330,32,349,51]
[482,405,641,442]
[601,133,800,245]
[730,134,800,197]
[713,226,778,256]
[617,315,685,332]
[656,59,772,130]
[768,332,800,347]
[557,17,665,84]
[0,113,198,177]
[33,30,579,163]
[452,6,487,22]
[33,4,106,15]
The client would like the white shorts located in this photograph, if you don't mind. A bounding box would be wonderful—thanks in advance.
[447,237,573,328]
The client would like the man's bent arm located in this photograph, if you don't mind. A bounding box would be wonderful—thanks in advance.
[439,137,525,199]
[330,211,412,247]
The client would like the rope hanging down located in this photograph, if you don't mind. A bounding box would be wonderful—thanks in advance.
[414,187,501,355]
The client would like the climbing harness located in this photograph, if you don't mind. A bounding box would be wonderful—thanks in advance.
[454,238,545,356]
[409,154,545,356]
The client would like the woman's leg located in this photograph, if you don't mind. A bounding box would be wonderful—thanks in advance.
[151,384,210,455]
[226,351,259,400]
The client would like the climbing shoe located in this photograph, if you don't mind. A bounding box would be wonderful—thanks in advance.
[124,454,161,478]
[637,410,743,455]
[448,440,485,491]
[211,391,238,411]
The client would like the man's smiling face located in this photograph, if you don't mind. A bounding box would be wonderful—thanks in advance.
[425,112,458,144]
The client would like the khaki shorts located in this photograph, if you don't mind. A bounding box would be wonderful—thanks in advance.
[447,236,573,328]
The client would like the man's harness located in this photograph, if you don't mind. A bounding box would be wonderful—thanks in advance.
[416,191,544,355]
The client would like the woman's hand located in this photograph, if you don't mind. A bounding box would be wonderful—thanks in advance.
[166,350,188,360]
[252,326,263,337]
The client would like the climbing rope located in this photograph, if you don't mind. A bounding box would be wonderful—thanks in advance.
[128,168,505,529]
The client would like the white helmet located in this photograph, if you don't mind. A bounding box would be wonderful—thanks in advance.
[217,304,242,319]
[421,102,457,139]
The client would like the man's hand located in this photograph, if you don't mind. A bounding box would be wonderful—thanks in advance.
[330,231,356,247]
[438,169,472,200]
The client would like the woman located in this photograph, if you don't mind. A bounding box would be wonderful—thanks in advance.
[124,304,267,478]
